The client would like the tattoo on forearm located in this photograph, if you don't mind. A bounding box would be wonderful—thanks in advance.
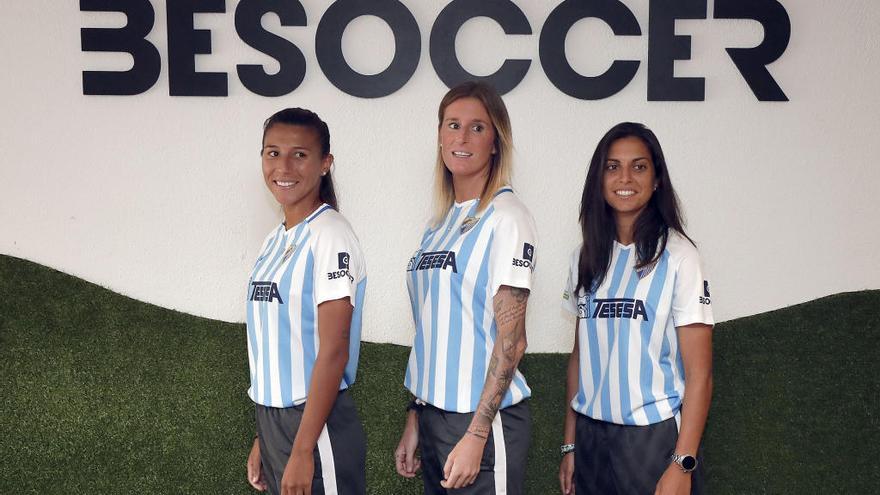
[473,287,529,428]
[467,424,491,439]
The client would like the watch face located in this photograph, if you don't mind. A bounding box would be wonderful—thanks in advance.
[681,455,697,471]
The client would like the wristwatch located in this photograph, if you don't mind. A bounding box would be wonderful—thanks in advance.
[560,443,575,456]
[670,453,698,473]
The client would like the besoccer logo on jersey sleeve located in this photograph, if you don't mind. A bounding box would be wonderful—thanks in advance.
[699,280,711,305]
[512,242,535,270]
[328,252,353,282]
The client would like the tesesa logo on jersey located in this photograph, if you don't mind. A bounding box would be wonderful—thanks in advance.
[250,281,284,304]
[512,242,535,270]
[412,251,458,273]
[328,252,354,282]
[592,298,649,321]
[699,280,711,305]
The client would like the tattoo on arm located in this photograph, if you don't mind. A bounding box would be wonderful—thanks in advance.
[473,287,529,428]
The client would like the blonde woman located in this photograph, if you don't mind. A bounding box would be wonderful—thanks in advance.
[395,81,537,495]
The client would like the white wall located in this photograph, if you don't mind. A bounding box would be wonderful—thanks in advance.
[2,0,878,352]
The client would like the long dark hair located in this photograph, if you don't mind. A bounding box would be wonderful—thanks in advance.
[576,122,693,295]
[262,107,338,210]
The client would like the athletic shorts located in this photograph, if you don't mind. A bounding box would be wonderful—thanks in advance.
[417,400,531,495]
[255,390,366,495]
[574,413,705,494]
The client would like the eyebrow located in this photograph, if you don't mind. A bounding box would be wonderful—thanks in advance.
[444,118,488,125]
[262,144,310,150]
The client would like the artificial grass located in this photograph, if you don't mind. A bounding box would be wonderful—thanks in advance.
[0,254,877,494]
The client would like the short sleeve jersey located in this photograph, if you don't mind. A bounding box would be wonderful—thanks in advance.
[562,232,714,425]
[247,204,367,408]
[405,187,537,413]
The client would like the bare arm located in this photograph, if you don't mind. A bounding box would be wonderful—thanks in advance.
[672,323,713,454]
[655,323,713,495]
[281,298,353,495]
[441,285,529,489]
[559,321,579,494]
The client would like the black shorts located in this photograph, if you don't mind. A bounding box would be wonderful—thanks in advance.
[417,400,531,495]
[574,413,705,494]
[255,390,366,495]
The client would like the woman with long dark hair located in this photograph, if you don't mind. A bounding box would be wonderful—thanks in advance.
[394,81,536,494]
[558,123,714,495]
[245,108,367,495]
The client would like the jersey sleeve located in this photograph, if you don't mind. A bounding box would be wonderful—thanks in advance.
[672,248,715,327]
[561,247,580,315]
[312,228,364,307]
[488,208,538,296]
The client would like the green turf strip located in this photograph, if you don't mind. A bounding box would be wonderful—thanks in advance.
[1,254,877,494]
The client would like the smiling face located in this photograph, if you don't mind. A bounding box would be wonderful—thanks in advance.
[261,123,331,219]
[439,97,497,184]
[602,136,657,225]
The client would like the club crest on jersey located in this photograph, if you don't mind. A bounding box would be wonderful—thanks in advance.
[699,280,711,305]
[413,250,458,272]
[328,252,354,282]
[250,281,284,303]
[512,242,535,270]
[281,243,296,263]
[591,298,649,321]
[636,259,657,279]
[460,216,479,234]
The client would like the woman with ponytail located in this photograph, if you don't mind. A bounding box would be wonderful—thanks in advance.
[245,108,367,495]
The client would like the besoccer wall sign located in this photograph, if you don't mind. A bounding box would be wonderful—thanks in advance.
[80,0,791,101]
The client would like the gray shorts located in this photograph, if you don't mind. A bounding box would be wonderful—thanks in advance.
[417,400,531,495]
[574,413,705,494]
[255,390,365,495]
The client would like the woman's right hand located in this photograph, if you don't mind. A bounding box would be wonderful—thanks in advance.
[559,452,575,494]
[394,410,421,478]
[247,437,268,491]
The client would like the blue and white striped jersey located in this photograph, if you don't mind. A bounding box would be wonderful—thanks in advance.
[405,187,537,413]
[563,232,714,425]
[247,204,367,408]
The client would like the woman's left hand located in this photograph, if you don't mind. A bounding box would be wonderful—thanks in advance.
[247,437,267,491]
[440,433,486,489]
[280,450,314,495]
[654,464,691,495]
